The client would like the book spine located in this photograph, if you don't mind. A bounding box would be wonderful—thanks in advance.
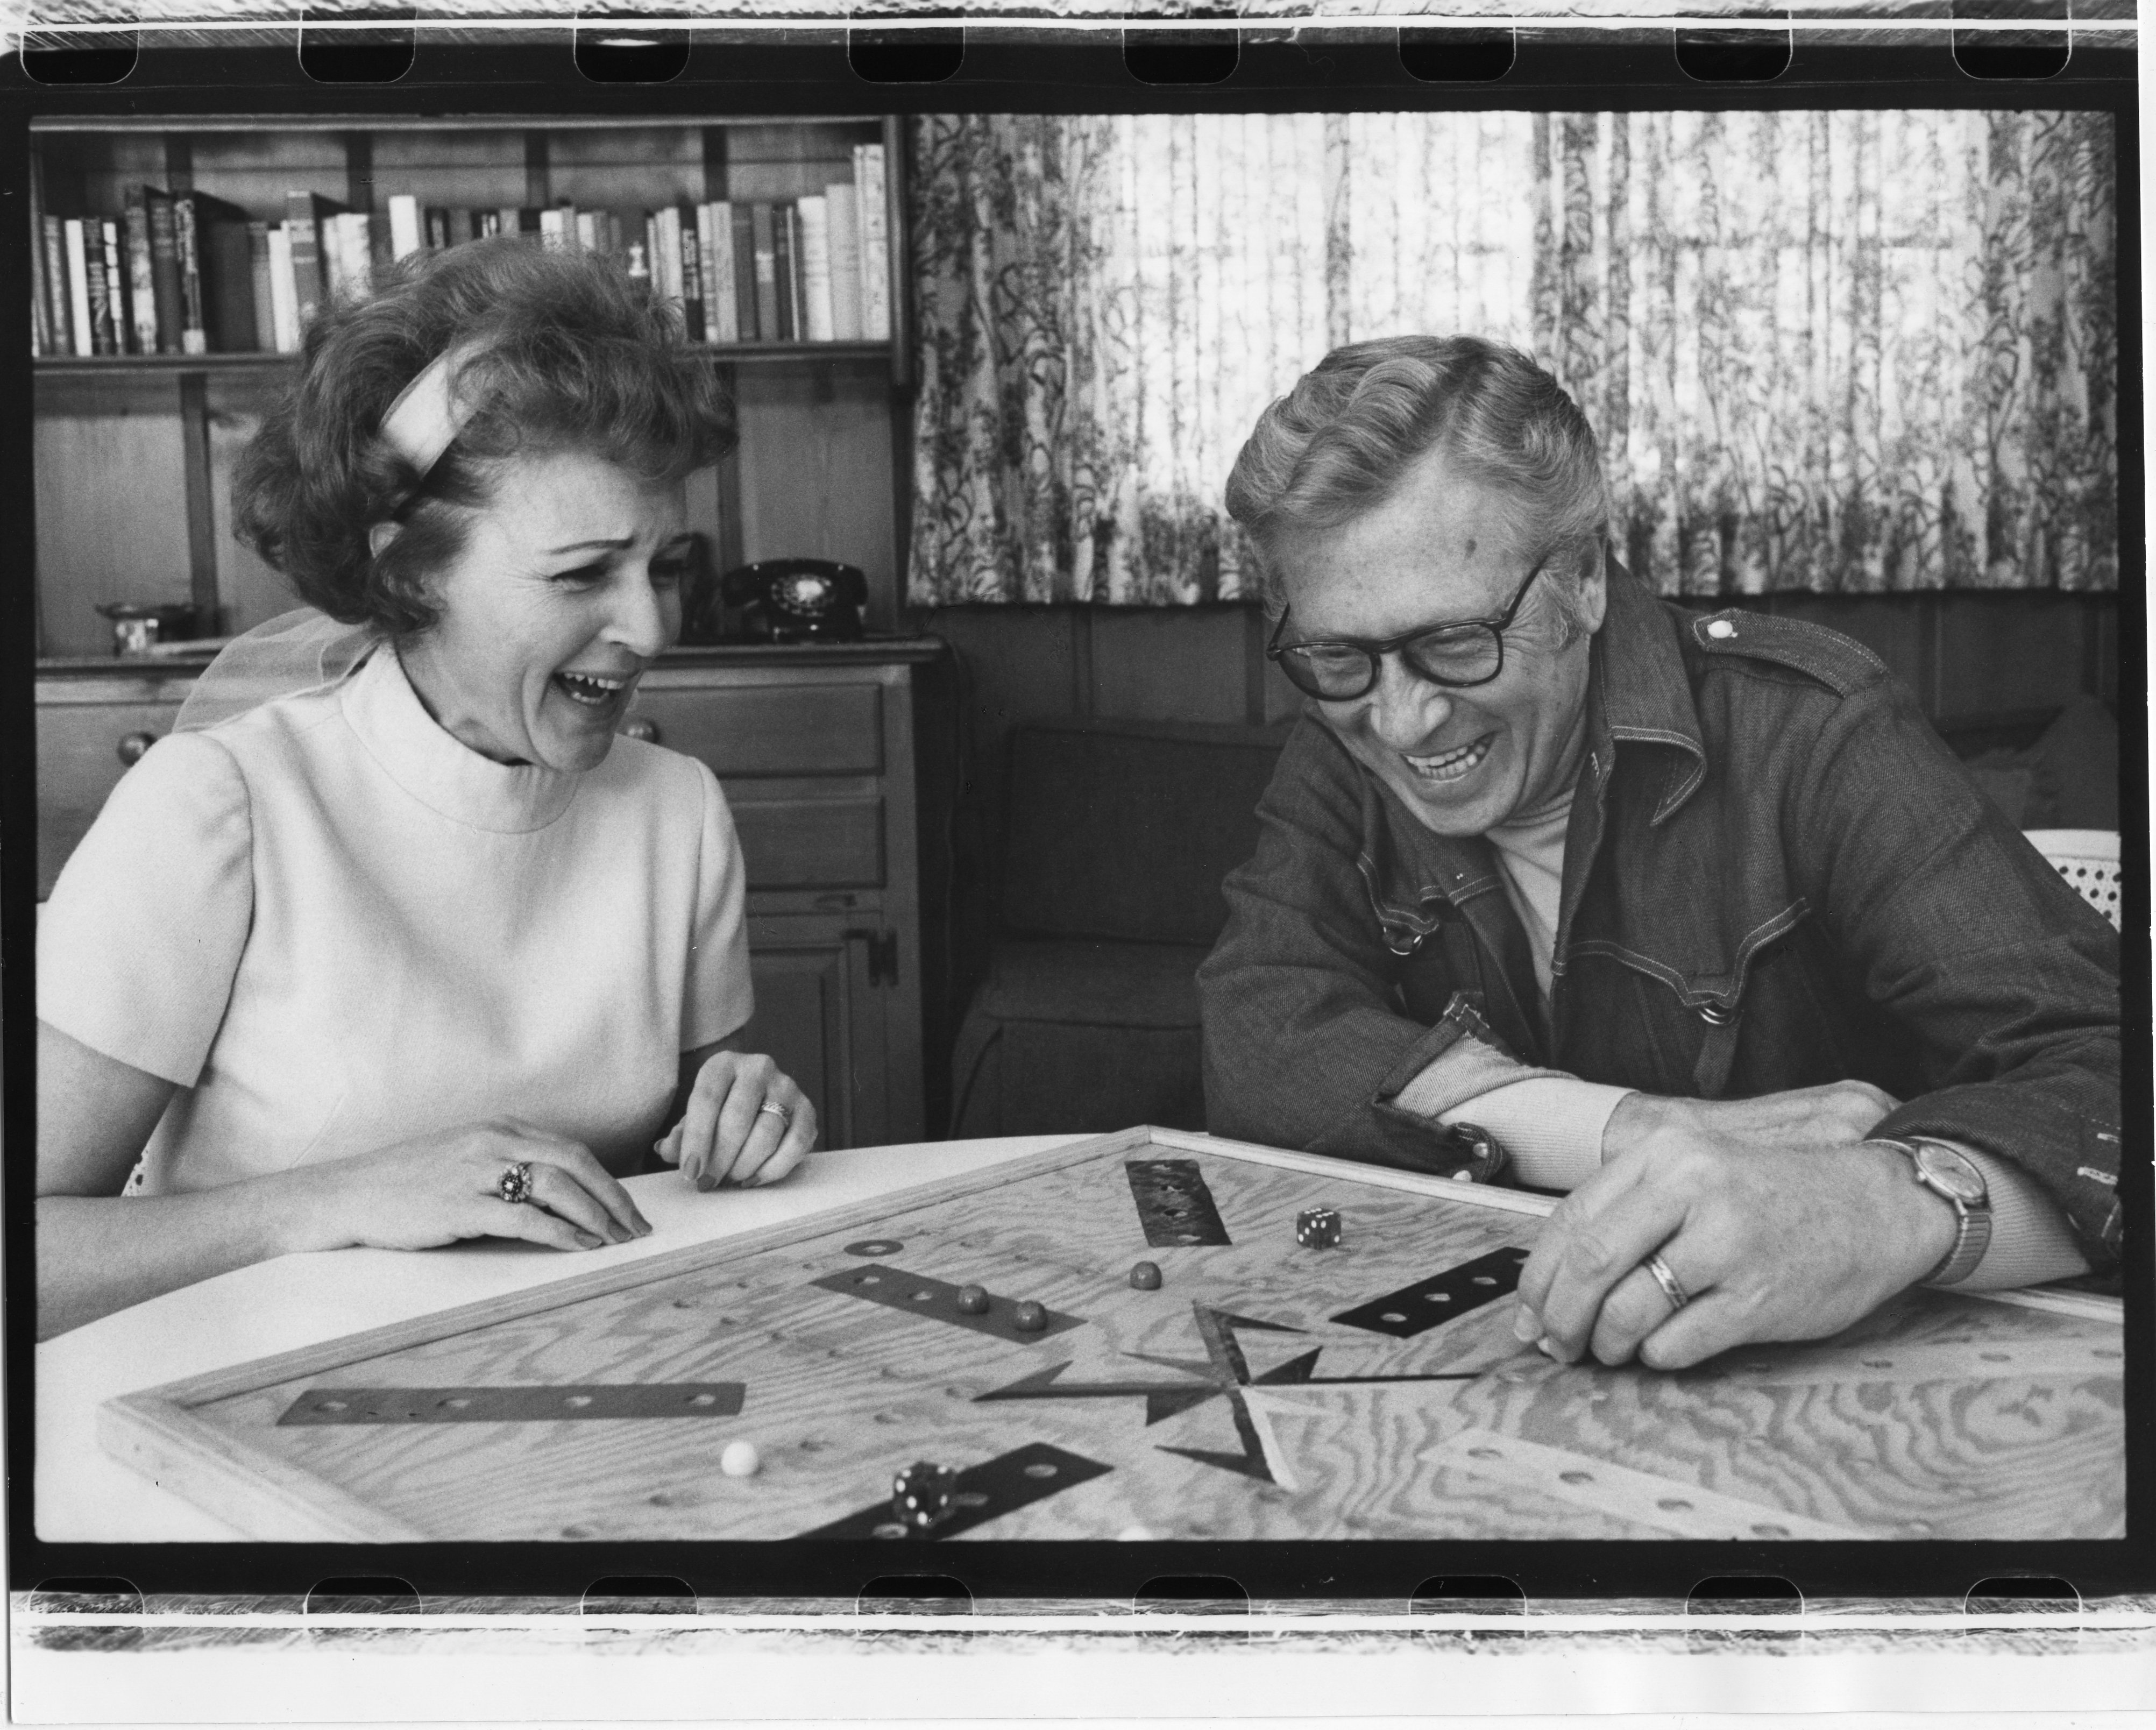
[797,194,833,343]
[203,213,257,351]
[575,210,598,253]
[43,215,73,356]
[175,198,207,355]
[145,190,183,353]
[343,212,374,300]
[540,207,565,250]
[770,202,797,342]
[425,205,450,251]
[732,203,760,343]
[267,222,299,352]
[856,143,891,342]
[86,229,117,356]
[285,192,324,330]
[702,202,736,344]
[124,191,160,356]
[248,222,274,353]
[101,219,128,354]
[679,205,705,342]
[62,219,93,357]
[824,181,861,343]
[388,194,422,261]
[29,151,49,354]
[654,205,679,305]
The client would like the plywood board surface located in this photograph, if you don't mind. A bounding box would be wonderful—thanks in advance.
[102,1129,2124,1543]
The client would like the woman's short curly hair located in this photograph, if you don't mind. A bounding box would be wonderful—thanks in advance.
[1225,335,1611,636]
[234,238,737,636]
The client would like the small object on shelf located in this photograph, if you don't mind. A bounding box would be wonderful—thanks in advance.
[1295,1206,1343,1249]
[719,1440,760,1479]
[1010,1300,1047,1333]
[96,602,199,658]
[891,1460,958,1532]
[1128,1261,1162,1291]
[954,1283,990,1315]
[694,559,867,646]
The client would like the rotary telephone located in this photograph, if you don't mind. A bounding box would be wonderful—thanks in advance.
[689,558,868,644]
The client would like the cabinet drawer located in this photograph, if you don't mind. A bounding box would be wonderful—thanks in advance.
[628,684,882,777]
[38,697,186,898]
[732,797,885,890]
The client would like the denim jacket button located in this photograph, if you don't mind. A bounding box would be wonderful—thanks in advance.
[1697,1001,1735,1026]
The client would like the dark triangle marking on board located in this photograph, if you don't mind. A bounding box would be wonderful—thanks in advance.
[1253,1348,1325,1387]
[1158,1443,1275,1483]
[1144,1387,1222,1425]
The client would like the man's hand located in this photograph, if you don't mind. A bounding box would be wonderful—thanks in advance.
[1512,1083,1958,1370]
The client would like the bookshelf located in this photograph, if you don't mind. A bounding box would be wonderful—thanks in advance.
[30,113,913,660]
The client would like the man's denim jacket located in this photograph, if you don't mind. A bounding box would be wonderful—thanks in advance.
[1198,565,2124,1271]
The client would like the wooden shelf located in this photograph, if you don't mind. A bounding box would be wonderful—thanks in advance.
[36,342,897,376]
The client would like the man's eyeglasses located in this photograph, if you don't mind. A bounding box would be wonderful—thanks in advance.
[1266,558,1551,701]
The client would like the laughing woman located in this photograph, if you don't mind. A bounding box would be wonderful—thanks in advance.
[36,241,815,1339]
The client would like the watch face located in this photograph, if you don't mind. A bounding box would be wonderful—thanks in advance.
[1914,1143,1986,1204]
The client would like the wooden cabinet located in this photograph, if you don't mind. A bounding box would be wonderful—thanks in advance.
[35,640,943,1151]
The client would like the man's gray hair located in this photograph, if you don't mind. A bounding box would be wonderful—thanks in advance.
[1225,335,1612,641]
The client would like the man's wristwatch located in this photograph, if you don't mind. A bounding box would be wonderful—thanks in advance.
[1868,1136,1992,1286]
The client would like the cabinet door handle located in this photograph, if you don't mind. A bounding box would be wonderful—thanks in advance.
[621,718,661,745]
[117,731,159,766]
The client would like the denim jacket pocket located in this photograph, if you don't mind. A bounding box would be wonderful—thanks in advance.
[1563,898,1811,1096]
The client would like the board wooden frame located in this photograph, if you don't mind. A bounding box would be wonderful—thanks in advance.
[96,1125,2124,1543]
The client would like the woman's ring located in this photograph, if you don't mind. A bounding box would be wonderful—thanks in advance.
[497,1160,536,1205]
[1644,1252,1690,1314]
[757,1101,791,1123]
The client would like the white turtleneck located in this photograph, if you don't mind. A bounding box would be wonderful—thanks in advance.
[39,644,753,1194]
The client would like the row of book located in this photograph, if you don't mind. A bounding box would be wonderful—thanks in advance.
[30,142,891,357]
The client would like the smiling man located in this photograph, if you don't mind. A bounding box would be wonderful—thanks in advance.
[1198,335,2123,1370]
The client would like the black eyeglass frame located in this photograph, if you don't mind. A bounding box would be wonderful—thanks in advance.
[1265,556,1552,701]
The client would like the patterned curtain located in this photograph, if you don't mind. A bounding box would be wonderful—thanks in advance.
[907,110,2116,605]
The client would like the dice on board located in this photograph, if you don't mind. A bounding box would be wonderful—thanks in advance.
[1295,1206,1343,1249]
[891,1460,960,1532]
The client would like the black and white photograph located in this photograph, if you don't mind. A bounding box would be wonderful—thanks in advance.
[7,11,2140,1686]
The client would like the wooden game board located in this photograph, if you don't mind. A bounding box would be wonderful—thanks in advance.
[99,1127,2125,1543]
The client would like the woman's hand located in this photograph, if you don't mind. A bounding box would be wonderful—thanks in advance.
[1511,1081,1954,1371]
[655,1050,817,1191]
[297,1119,653,1254]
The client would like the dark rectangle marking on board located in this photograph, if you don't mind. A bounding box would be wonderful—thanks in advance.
[276,1383,747,1426]
[1330,1246,1531,1339]
[1125,1159,1232,1247]
[810,1263,1084,1345]
[797,1442,1114,1541]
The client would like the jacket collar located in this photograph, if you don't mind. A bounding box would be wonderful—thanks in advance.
[1585,556,1707,825]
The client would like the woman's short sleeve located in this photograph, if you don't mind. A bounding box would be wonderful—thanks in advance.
[681,756,753,1050]
[38,731,254,1086]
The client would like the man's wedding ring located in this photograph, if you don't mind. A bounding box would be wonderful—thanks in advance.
[497,1160,536,1205]
[1644,1252,1690,1314]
